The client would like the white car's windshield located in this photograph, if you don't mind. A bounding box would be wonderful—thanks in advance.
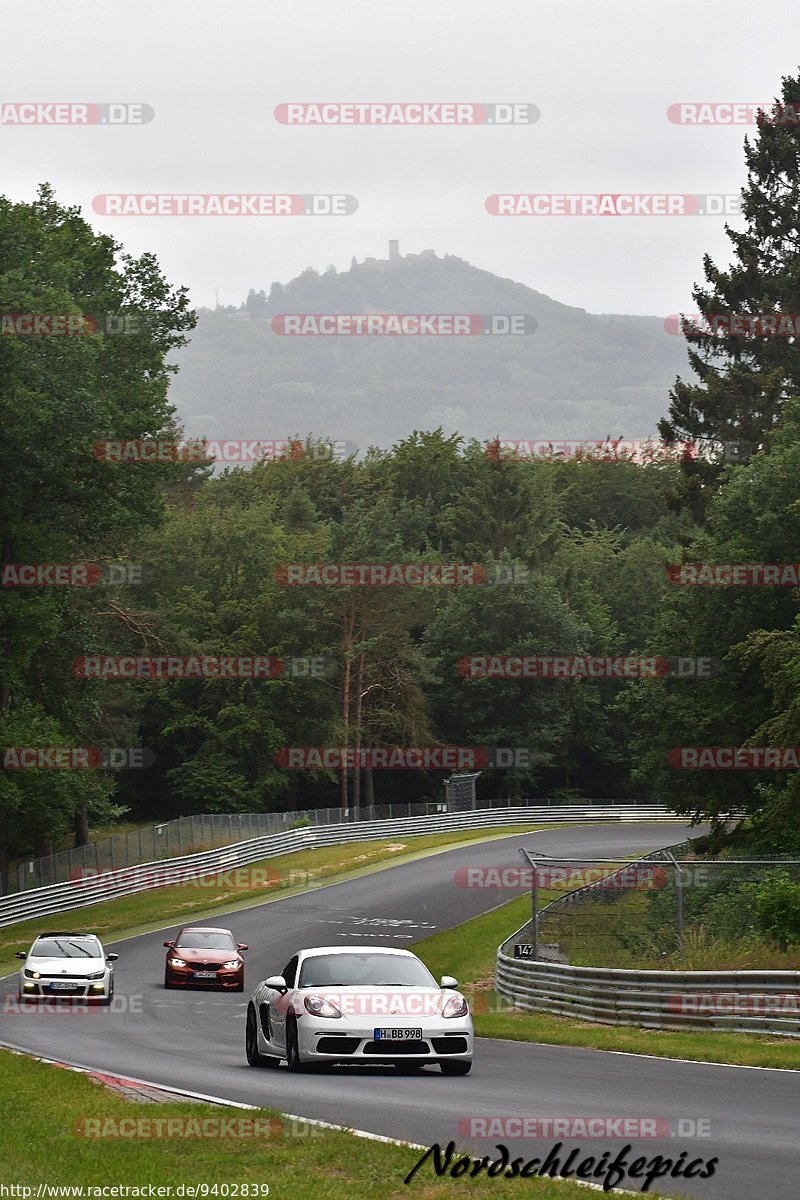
[177,931,235,950]
[298,953,436,988]
[31,937,101,958]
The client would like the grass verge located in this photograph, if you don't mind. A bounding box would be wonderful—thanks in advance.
[0,824,560,978]
[414,894,800,1070]
[0,1048,672,1198]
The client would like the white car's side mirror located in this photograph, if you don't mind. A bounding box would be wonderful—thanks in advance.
[264,975,288,993]
[440,975,459,989]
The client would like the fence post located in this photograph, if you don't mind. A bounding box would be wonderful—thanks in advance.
[665,852,684,958]
[534,854,542,964]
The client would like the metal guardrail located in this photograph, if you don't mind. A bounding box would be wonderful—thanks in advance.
[0,804,676,930]
[496,840,800,1038]
[10,796,658,893]
[495,955,800,1037]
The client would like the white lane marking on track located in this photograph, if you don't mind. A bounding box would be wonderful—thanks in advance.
[478,1036,800,1073]
[0,1044,640,1193]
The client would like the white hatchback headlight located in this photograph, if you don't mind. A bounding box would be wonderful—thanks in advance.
[304,995,342,1018]
[87,970,106,980]
[442,994,469,1019]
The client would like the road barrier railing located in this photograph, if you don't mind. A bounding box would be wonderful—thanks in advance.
[495,955,800,1037]
[496,839,800,1038]
[9,797,662,894]
[0,803,678,929]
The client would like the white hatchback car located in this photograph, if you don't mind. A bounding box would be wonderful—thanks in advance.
[245,945,473,1075]
[16,931,118,1004]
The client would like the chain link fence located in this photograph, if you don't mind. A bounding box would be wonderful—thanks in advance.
[507,842,800,969]
[7,796,654,895]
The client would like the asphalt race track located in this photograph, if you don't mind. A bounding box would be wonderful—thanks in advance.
[2,821,797,1199]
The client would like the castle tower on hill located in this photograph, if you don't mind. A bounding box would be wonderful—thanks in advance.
[389,239,400,260]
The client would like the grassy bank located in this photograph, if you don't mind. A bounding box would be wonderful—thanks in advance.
[0,1049,672,1198]
[414,895,800,1070]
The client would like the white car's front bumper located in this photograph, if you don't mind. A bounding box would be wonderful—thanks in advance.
[19,972,112,1000]
[297,1017,474,1062]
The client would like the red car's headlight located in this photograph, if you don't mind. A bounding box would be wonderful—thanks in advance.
[442,994,469,1019]
[304,995,342,1018]
[222,960,241,970]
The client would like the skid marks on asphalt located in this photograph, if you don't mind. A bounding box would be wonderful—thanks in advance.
[321,915,436,940]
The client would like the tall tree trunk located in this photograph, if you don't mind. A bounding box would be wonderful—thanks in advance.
[74,806,90,847]
[340,598,355,814]
[364,765,375,810]
[353,649,365,817]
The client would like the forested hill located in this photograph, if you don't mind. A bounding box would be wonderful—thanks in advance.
[168,250,692,450]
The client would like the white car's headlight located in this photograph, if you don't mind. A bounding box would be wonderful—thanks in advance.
[169,957,187,967]
[442,994,469,1019]
[304,995,342,1018]
[24,969,40,979]
[222,960,241,970]
[87,969,106,980]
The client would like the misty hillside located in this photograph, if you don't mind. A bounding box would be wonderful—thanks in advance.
[168,248,693,451]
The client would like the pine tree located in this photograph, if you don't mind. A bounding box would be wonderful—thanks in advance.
[659,71,800,515]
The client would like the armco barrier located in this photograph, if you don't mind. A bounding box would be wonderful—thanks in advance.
[496,841,800,1038]
[0,804,677,929]
[495,955,800,1037]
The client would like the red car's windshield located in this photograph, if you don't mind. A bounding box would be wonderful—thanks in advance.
[176,931,236,950]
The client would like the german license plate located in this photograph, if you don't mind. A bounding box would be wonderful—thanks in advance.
[374,1027,422,1040]
[49,982,80,991]
[193,970,216,978]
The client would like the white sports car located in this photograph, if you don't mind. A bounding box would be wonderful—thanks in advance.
[245,945,473,1075]
[16,931,118,1004]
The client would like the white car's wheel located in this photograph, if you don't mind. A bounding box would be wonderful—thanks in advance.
[440,1060,472,1076]
[245,1005,280,1068]
[285,1017,309,1073]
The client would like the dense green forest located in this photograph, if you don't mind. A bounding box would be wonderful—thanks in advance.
[3,73,800,876]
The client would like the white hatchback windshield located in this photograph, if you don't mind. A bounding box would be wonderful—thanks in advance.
[31,937,102,958]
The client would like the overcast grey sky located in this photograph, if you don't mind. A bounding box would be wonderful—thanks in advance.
[2,2,798,316]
